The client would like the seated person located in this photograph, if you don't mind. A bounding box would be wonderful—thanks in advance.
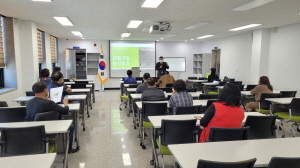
[203,68,219,94]
[26,82,79,153]
[245,76,273,112]
[39,68,51,84]
[195,83,245,142]
[124,70,137,83]
[52,66,61,73]
[136,73,150,93]
[48,72,72,102]
[156,71,175,88]
[141,77,165,101]
[169,80,193,114]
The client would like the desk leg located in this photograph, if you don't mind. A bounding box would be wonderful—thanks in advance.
[92,84,95,103]
[150,127,159,167]
[74,110,80,149]
[89,92,92,110]
[132,100,137,129]
[63,131,70,168]
[86,96,90,118]
[81,100,86,131]
[20,102,25,106]
[127,95,132,117]
[120,83,123,96]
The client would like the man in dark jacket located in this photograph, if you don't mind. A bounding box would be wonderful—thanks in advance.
[155,56,169,78]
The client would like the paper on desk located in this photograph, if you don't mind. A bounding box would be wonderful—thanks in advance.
[50,86,63,103]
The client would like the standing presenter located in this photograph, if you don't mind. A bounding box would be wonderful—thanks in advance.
[155,56,169,78]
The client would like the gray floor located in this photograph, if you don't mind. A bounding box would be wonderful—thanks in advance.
[54,90,298,168]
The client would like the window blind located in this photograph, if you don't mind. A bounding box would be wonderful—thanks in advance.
[0,17,5,67]
[37,29,43,63]
[50,35,57,63]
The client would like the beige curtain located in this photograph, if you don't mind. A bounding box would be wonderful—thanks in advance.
[37,29,43,63]
[50,35,57,63]
[0,17,5,67]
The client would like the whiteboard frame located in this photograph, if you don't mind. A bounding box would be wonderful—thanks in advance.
[163,57,186,72]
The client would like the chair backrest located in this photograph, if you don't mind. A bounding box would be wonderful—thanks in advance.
[75,81,88,84]
[267,157,300,168]
[25,91,35,96]
[260,93,282,109]
[71,84,87,89]
[231,81,242,85]
[64,79,70,82]
[34,111,60,121]
[280,91,297,98]
[142,102,167,122]
[135,77,143,81]
[159,87,172,93]
[246,85,257,91]
[208,127,249,142]
[198,77,206,80]
[186,88,197,92]
[175,105,202,115]
[197,158,256,168]
[188,77,197,79]
[0,126,47,157]
[166,83,174,88]
[124,82,137,84]
[218,82,227,86]
[244,115,277,139]
[206,100,217,110]
[160,119,197,146]
[128,84,138,88]
[199,94,219,99]
[167,95,172,100]
[236,85,244,91]
[0,101,8,107]
[0,107,26,123]
[290,98,300,116]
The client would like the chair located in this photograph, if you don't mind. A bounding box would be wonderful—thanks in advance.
[274,98,300,137]
[175,105,202,115]
[256,93,281,114]
[0,126,49,157]
[75,81,88,84]
[71,84,86,89]
[246,85,257,91]
[157,119,198,167]
[64,79,70,82]
[218,82,227,86]
[244,115,277,139]
[186,88,197,92]
[140,102,167,149]
[207,127,249,142]
[128,84,138,88]
[25,91,35,96]
[136,77,143,81]
[188,77,197,79]
[124,82,137,84]
[34,111,60,121]
[0,101,8,107]
[267,157,300,168]
[236,85,244,91]
[197,158,256,168]
[119,95,129,110]
[280,91,297,98]
[199,94,218,99]
[165,83,174,88]
[0,107,26,123]
[159,87,172,93]
[206,99,217,111]
[232,81,243,85]
[198,77,206,80]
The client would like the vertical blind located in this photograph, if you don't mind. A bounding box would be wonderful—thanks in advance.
[0,16,5,67]
[37,29,43,63]
[50,35,57,63]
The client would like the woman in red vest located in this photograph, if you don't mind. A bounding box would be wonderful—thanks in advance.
[196,83,245,142]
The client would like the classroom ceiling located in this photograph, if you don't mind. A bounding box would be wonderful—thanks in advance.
[0,0,300,42]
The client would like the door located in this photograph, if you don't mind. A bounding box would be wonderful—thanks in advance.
[211,49,221,75]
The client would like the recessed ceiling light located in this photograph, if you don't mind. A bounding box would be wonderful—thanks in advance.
[160,38,163,40]
[191,39,194,40]
[82,38,85,39]
[229,24,262,31]
[53,17,73,26]
[121,33,131,38]
[141,0,164,8]
[185,40,187,42]
[127,20,143,28]
[196,35,214,39]
[185,22,209,29]
[156,40,159,41]
[32,0,52,2]
[232,0,275,11]
[71,31,83,36]
[120,39,123,40]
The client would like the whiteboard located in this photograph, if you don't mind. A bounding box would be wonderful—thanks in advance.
[163,57,186,72]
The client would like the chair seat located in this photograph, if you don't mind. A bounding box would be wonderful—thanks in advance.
[256,109,270,114]
[48,144,55,153]
[208,92,218,94]
[143,121,153,128]
[156,139,172,155]
[274,112,300,122]
[120,95,129,100]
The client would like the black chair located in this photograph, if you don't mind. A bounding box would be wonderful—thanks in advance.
[207,127,249,142]
[75,81,88,84]
[143,97,166,101]
[188,77,197,79]
[280,91,297,98]
[246,85,257,91]
[199,94,219,99]
[71,84,86,89]
[0,101,8,107]
[228,78,235,82]
[34,111,60,121]
[232,81,242,85]
[0,126,48,157]
[159,87,172,93]
[136,77,143,81]
[175,105,202,115]
[25,91,35,96]
[0,107,26,123]
[166,83,174,88]
[186,88,197,92]
[158,119,198,167]
[64,79,70,82]
[218,82,227,86]
[198,77,206,80]
[236,85,244,91]
[267,157,300,168]
[197,158,256,168]
[128,84,138,88]
[167,95,172,100]
[124,82,137,84]
[206,99,217,110]
[244,115,277,139]
[258,93,282,114]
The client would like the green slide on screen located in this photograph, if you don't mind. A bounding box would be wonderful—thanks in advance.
[111,47,139,69]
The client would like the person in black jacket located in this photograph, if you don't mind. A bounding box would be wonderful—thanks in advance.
[155,56,169,78]
[207,68,219,82]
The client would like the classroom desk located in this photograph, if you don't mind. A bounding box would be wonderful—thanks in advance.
[135,100,208,110]
[202,82,218,86]
[66,84,92,88]
[169,137,300,168]
[72,88,92,111]
[148,112,271,167]
[65,95,87,131]
[65,81,95,103]
[13,96,34,105]
[0,153,56,168]
[0,120,72,168]
[265,97,295,105]
[241,90,281,98]
[73,79,95,82]
[120,81,142,96]
[187,80,207,88]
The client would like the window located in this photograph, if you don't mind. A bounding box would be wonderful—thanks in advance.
[50,35,57,63]
[37,29,43,64]
[0,16,4,88]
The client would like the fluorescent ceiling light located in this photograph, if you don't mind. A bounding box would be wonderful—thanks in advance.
[121,33,131,37]
[71,31,83,36]
[127,20,143,28]
[191,39,194,40]
[233,0,276,11]
[141,0,163,8]
[229,24,262,31]
[197,35,214,39]
[185,22,209,29]
[156,40,159,41]
[53,17,73,26]
[163,33,179,38]
[82,38,85,39]
[32,0,52,2]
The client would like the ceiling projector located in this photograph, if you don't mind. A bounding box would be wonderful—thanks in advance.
[149,22,171,34]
